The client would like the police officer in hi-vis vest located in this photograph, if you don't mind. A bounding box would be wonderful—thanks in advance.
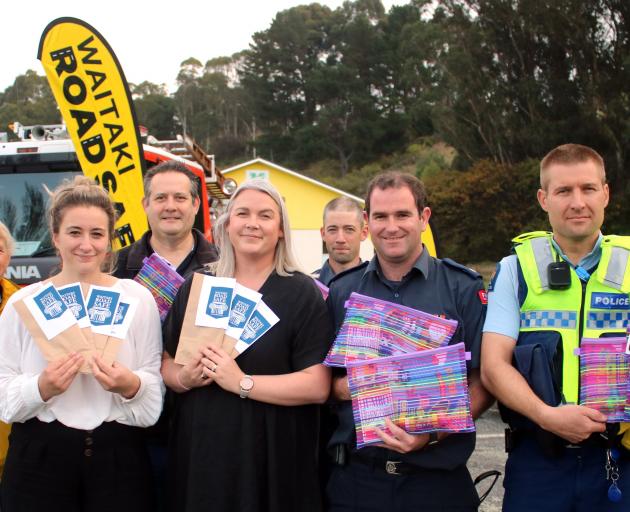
[481,144,630,511]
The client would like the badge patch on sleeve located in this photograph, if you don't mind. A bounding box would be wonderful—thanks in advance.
[478,289,488,305]
[591,292,630,310]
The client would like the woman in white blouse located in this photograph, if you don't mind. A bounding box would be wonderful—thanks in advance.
[0,176,164,512]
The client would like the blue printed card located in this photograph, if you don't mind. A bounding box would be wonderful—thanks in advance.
[195,276,237,328]
[235,300,279,354]
[225,284,262,340]
[23,283,77,340]
[110,296,139,339]
[86,286,121,334]
[57,283,90,328]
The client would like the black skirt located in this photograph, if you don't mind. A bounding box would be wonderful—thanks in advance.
[1,418,154,512]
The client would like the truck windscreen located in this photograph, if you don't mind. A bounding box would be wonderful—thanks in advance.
[0,171,79,257]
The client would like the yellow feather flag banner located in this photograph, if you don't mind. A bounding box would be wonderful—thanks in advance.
[38,17,147,249]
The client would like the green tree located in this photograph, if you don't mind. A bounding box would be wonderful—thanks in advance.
[241,2,336,150]
[425,159,548,262]
[0,70,59,131]
[410,0,630,190]
[131,81,178,140]
[172,54,253,163]
[241,1,403,173]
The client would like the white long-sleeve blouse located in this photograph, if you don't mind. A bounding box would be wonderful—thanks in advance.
[0,279,165,430]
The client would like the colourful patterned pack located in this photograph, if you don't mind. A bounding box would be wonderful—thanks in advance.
[626,326,630,419]
[347,342,474,448]
[324,292,458,367]
[314,279,329,300]
[578,337,630,421]
[134,254,185,321]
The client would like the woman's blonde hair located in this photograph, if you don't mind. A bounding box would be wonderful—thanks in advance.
[213,179,301,277]
[0,221,15,257]
[48,175,117,273]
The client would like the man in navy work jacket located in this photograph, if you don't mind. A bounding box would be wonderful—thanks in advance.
[314,196,368,286]
[115,160,218,281]
[326,171,493,512]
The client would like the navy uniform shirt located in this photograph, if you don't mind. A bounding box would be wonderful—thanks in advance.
[313,260,336,287]
[327,248,487,470]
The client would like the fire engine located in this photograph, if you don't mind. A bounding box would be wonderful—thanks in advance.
[0,122,236,285]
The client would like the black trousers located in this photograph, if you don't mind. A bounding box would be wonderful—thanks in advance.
[1,419,154,512]
[326,459,479,512]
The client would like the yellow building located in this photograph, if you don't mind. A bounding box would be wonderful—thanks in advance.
[222,158,436,272]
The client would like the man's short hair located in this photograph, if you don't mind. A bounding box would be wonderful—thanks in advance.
[365,171,427,216]
[322,196,364,226]
[540,144,606,190]
[143,161,200,200]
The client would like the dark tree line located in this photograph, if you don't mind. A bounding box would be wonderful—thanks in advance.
[2,0,629,260]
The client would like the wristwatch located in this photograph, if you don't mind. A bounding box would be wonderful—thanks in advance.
[239,374,254,399]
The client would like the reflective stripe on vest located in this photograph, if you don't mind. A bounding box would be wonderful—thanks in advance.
[587,311,630,330]
[530,237,554,291]
[514,232,630,404]
[520,310,577,329]
[603,246,630,290]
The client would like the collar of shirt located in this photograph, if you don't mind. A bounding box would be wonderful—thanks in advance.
[364,245,430,285]
[551,233,603,273]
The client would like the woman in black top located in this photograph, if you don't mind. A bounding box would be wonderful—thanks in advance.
[161,179,332,512]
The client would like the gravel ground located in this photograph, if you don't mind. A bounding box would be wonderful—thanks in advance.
[468,405,507,512]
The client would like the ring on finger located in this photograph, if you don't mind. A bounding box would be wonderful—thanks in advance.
[211,363,218,372]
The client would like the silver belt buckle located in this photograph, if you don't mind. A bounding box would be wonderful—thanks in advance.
[385,460,402,475]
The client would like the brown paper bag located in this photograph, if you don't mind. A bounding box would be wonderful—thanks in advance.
[13,299,95,373]
[223,333,248,359]
[81,326,94,348]
[92,332,109,359]
[100,335,124,366]
[174,273,224,365]
[221,333,239,356]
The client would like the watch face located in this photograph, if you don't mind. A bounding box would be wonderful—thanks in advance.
[240,376,254,391]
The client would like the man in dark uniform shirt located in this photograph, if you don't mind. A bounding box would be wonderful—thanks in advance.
[314,196,368,286]
[113,160,218,511]
[326,171,493,512]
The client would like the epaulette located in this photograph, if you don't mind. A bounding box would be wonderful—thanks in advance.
[327,260,369,287]
[442,258,482,280]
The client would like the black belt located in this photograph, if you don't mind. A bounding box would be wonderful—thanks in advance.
[506,427,611,456]
[332,444,423,476]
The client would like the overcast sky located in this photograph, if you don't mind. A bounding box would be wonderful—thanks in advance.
[2,0,402,92]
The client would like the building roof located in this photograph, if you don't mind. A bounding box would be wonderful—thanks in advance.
[221,158,365,204]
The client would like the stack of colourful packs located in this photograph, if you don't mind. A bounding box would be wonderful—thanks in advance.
[347,343,474,448]
[578,337,630,421]
[325,292,458,367]
[325,292,474,447]
[134,253,185,321]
